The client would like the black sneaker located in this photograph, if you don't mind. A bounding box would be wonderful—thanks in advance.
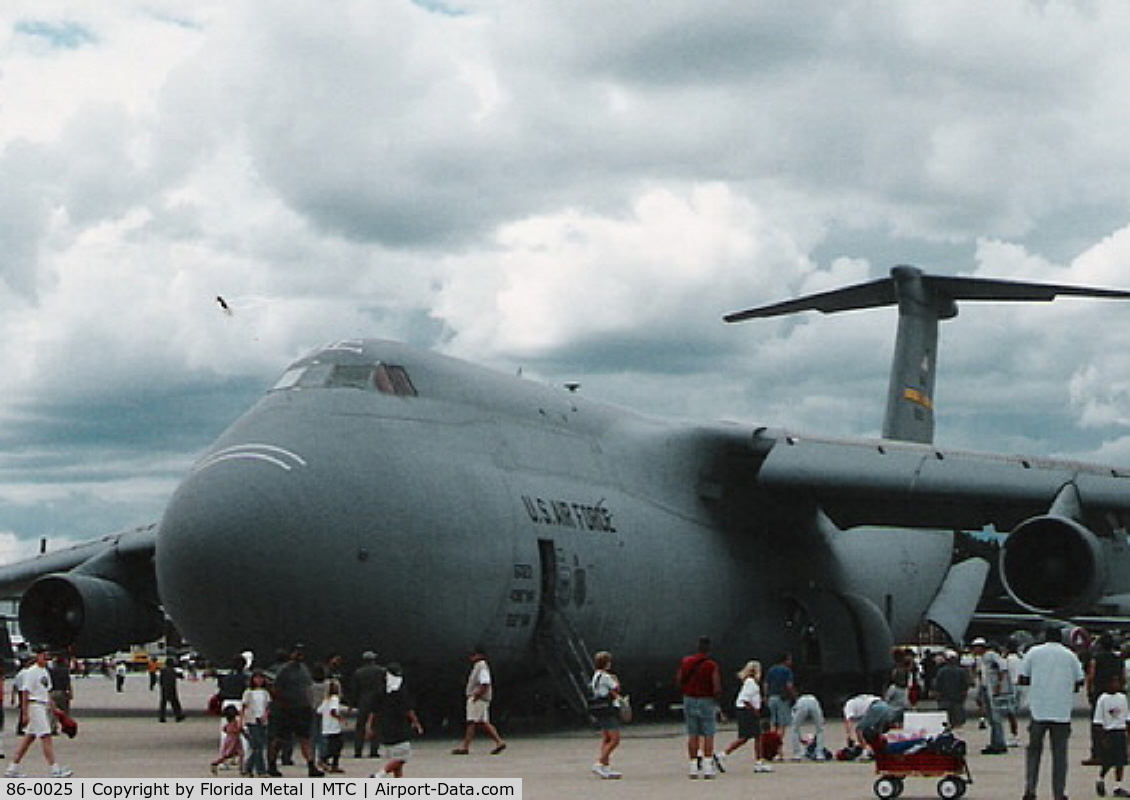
[1097,780,1106,797]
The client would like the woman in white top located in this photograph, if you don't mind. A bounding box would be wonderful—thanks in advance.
[590,651,623,780]
[719,660,771,772]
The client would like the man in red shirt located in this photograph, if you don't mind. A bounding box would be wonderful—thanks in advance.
[675,636,723,779]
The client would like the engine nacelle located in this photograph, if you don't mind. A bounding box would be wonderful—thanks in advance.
[1000,515,1106,616]
[19,573,164,656]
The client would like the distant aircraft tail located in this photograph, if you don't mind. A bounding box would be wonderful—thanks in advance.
[726,265,1130,444]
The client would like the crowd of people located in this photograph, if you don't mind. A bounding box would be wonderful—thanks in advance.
[190,643,432,778]
[585,627,1124,800]
[4,626,1129,793]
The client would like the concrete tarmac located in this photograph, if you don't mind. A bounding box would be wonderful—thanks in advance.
[3,673,1107,798]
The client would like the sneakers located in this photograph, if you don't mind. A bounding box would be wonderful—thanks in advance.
[1113,788,1129,798]
[701,758,716,780]
[591,763,621,779]
[712,753,727,773]
[753,761,774,773]
[50,765,72,778]
[4,765,25,778]
[688,759,700,779]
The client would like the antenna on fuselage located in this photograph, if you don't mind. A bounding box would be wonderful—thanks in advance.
[725,265,1130,444]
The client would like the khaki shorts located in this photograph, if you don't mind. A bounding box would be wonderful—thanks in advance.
[381,741,411,761]
[465,697,491,724]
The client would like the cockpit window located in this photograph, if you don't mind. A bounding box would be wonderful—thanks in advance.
[272,367,305,391]
[327,365,375,389]
[375,364,417,397]
[270,361,417,396]
[271,363,333,390]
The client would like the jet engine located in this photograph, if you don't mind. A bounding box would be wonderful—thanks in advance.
[999,515,1106,616]
[19,573,164,656]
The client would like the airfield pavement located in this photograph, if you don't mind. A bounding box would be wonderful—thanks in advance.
[1,672,1109,798]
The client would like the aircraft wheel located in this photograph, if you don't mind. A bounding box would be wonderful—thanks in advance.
[937,776,966,799]
[873,776,903,798]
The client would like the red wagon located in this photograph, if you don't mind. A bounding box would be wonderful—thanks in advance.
[871,740,973,799]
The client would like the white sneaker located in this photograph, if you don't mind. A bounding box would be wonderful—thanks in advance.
[688,759,700,779]
[754,761,774,773]
[50,765,73,778]
[701,759,716,779]
[4,765,25,778]
[602,768,622,779]
[712,753,727,773]
[592,763,609,778]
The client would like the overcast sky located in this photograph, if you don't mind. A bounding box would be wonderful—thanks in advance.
[4,1,1130,561]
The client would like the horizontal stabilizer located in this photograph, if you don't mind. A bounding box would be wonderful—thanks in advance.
[724,266,1130,322]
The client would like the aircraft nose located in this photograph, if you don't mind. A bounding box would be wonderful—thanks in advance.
[156,445,313,657]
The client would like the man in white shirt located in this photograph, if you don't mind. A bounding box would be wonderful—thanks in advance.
[4,648,73,778]
[1019,629,1085,800]
[451,649,506,756]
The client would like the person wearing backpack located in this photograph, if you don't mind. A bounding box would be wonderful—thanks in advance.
[675,636,722,779]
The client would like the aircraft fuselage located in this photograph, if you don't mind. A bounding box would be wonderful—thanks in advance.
[154,340,954,701]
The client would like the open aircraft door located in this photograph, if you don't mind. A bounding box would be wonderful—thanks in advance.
[532,538,593,715]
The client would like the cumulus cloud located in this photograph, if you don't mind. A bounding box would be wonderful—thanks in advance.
[4,0,1130,547]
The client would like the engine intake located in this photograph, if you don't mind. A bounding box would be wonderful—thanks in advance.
[999,515,1105,616]
[20,573,164,656]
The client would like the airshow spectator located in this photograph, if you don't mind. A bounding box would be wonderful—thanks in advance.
[932,649,971,730]
[719,660,771,773]
[1019,628,1085,800]
[764,653,796,743]
[451,648,506,756]
[4,648,72,778]
[675,636,722,779]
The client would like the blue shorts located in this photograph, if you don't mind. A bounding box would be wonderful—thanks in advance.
[768,695,792,728]
[683,696,717,737]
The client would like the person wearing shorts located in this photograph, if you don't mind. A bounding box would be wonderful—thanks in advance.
[372,664,423,778]
[676,636,722,779]
[764,653,796,740]
[4,648,72,778]
[590,651,624,779]
[451,649,506,755]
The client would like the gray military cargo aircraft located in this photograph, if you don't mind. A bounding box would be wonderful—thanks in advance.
[3,264,1130,713]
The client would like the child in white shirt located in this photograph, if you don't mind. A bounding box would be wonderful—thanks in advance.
[1094,674,1129,798]
[317,680,344,773]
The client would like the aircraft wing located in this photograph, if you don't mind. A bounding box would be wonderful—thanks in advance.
[752,430,1130,531]
[0,524,162,655]
[0,524,157,599]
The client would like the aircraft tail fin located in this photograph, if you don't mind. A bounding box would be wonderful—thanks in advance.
[726,265,1130,444]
